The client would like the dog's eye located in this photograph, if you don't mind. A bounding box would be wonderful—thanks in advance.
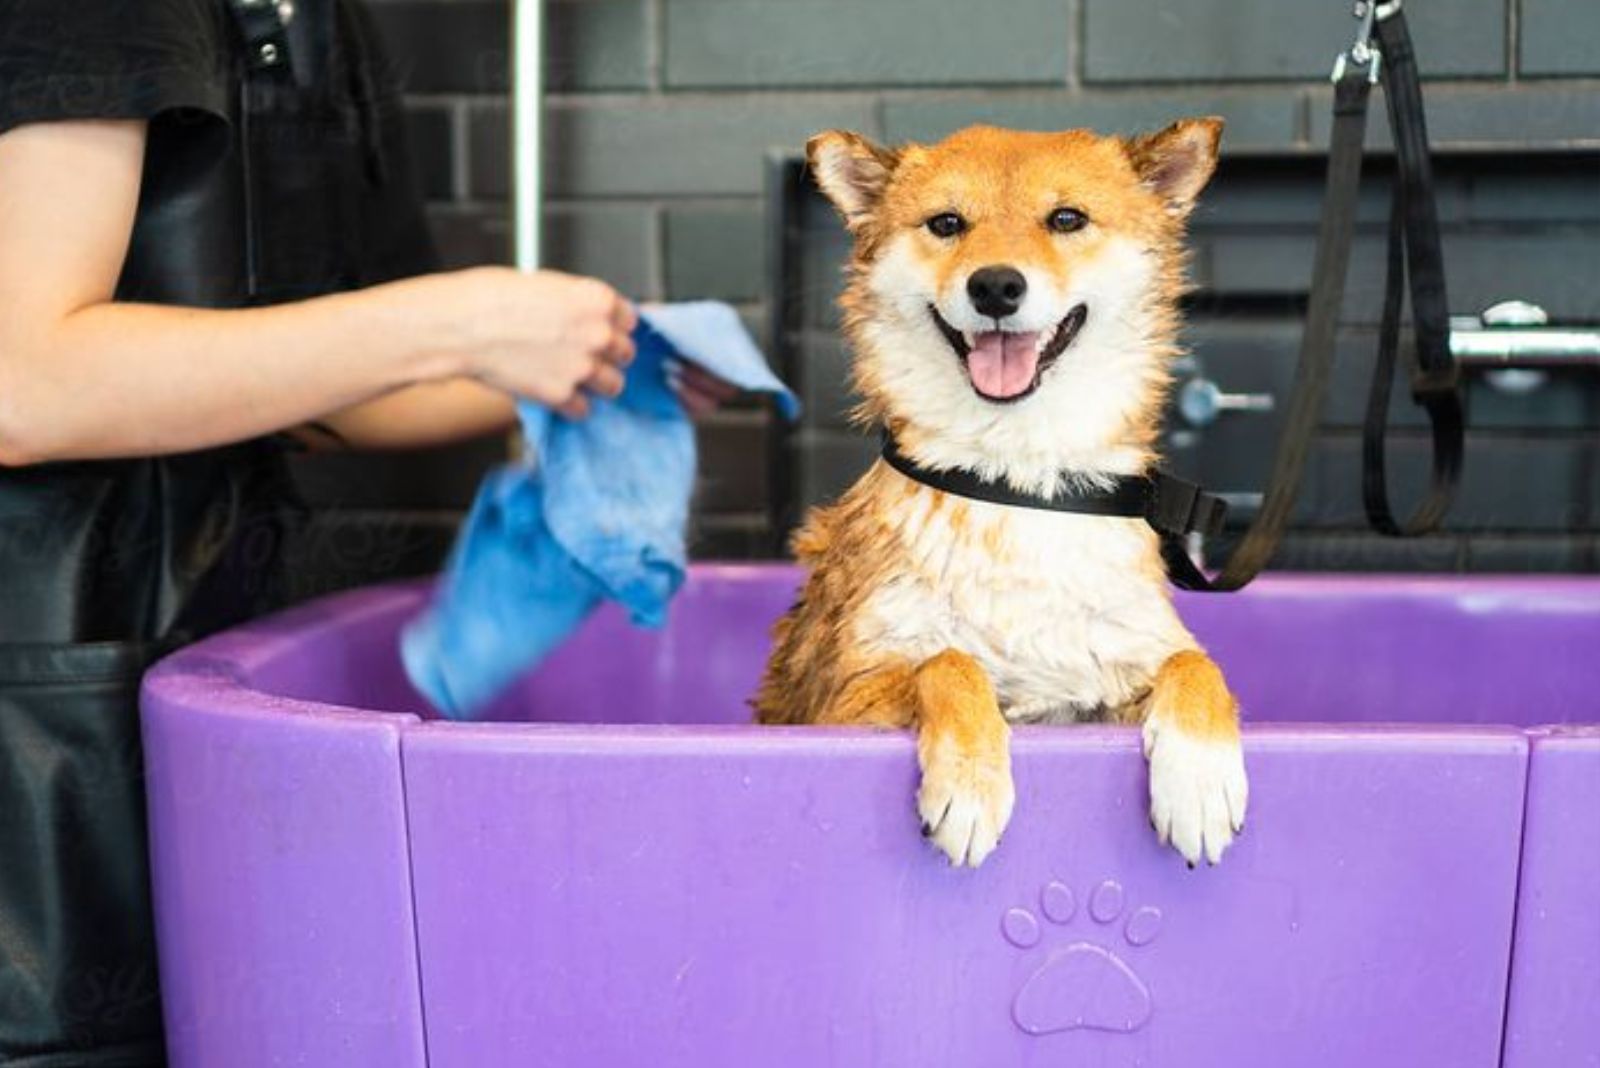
[1046,207,1088,234]
[925,212,967,239]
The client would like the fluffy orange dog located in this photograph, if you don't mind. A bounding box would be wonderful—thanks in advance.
[756,121,1248,869]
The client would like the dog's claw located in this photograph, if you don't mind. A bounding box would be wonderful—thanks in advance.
[917,748,1014,869]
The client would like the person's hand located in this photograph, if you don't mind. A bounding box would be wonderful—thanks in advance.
[667,361,740,419]
[447,267,637,419]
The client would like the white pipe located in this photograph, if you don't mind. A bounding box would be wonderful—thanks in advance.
[512,0,545,271]
[1449,327,1600,367]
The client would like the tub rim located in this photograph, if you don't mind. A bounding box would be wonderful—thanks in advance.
[141,567,1600,742]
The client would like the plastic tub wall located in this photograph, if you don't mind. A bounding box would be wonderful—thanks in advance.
[141,567,1600,1068]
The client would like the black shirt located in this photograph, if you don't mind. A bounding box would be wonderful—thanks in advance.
[0,0,438,642]
[0,0,231,136]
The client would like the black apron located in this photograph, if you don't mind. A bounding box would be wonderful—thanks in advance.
[0,3,436,1063]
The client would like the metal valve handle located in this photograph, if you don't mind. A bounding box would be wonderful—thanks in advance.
[1177,377,1277,428]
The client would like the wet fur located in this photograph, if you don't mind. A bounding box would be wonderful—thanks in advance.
[756,123,1248,868]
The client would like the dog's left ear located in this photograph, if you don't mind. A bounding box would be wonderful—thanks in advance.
[807,130,901,231]
[1125,117,1223,216]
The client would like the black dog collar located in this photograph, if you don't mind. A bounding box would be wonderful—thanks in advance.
[879,434,1229,541]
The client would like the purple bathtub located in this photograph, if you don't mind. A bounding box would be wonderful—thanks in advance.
[140,566,1600,1068]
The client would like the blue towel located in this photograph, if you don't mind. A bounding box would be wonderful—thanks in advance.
[401,301,799,719]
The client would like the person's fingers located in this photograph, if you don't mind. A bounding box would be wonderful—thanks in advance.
[604,329,635,368]
[557,393,590,420]
[677,384,720,420]
[584,363,626,399]
[612,297,639,335]
[678,363,740,402]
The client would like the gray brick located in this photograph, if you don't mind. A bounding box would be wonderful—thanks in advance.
[371,0,648,93]
[472,95,881,198]
[664,0,1070,89]
[545,204,658,298]
[1521,0,1600,76]
[1084,0,1504,83]
[545,0,652,91]
[424,203,656,295]
[1308,86,1600,149]
[883,89,1300,149]
[665,203,767,302]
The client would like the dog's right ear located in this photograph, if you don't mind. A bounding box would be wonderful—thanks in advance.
[807,130,899,231]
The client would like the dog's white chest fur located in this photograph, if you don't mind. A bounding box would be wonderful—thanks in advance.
[854,473,1195,723]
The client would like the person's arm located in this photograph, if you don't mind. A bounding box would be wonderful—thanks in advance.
[0,119,636,467]
[297,361,744,451]
[295,379,517,450]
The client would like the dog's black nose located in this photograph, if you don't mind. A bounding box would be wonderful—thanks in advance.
[967,266,1027,319]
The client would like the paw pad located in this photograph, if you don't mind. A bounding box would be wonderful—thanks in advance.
[1001,878,1162,1036]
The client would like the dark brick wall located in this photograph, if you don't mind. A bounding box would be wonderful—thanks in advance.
[293,0,1600,595]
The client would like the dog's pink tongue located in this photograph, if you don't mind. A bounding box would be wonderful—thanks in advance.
[966,331,1042,398]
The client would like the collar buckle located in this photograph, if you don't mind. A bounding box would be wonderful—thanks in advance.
[1146,474,1230,539]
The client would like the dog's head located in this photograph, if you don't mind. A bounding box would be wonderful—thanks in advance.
[808,120,1220,491]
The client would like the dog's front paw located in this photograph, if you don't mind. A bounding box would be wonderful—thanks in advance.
[917,736,1015,868]
[1143,716,1247,867]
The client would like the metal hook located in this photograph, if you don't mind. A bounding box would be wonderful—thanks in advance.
[1349,1,1378,64]
[1331,0,1386,84]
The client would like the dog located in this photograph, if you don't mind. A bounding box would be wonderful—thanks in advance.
[755,120,1248,869]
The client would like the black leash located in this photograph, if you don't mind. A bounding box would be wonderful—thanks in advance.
[881,0,1463,591]
[1158,49,1378,591]
[1361,4,1465,536]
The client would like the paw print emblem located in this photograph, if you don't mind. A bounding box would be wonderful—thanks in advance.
[1001,878,1163,1036]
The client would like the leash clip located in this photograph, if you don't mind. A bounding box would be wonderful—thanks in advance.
[1331,1,1384,84]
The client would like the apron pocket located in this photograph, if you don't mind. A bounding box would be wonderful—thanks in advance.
[0,642,167,1066]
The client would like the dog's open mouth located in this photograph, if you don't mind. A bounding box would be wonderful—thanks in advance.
[931,303,1088,403]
